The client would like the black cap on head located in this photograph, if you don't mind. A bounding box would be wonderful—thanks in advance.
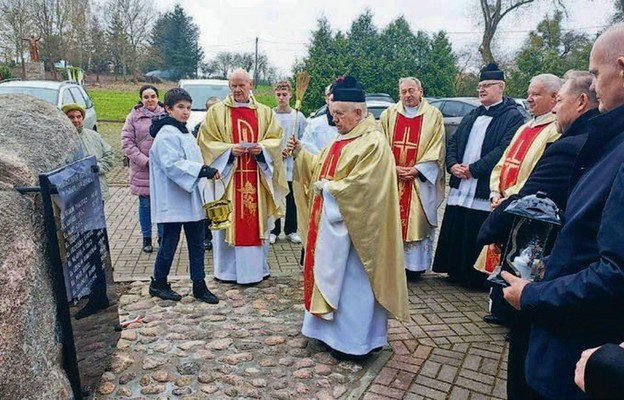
[480,63,505,82]
[331,76,366,102]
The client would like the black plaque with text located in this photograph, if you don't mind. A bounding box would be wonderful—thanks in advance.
[39,156,119,399]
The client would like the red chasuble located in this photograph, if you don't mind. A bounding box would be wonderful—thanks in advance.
[230,107,261,246]
[303,138,355,312]
[391,114,423,241]
[484,124,549,273]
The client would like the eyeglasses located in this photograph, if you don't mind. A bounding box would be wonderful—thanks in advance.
[477,82,502,90]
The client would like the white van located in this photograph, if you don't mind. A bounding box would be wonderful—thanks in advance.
[178,79,230,131]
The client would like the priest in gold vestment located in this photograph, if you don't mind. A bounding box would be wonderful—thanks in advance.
[198,69,288,285]
[291,77,408,359]
[476,73,562,276]
[380,77,445,280]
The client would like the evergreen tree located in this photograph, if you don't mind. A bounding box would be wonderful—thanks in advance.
[295,11,459,113]
[295,17,347,114]
[421,32,458,97]
[149,5,203,79]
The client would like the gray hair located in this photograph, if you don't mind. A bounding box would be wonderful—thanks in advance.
[398,77,422,89]
[530,73,562,94]
[229,68,252,82]
[562,70,598,105]
[337,101,368,120]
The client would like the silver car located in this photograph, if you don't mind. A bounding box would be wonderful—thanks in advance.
[429,97,482,141]
[430,97,530,141]
[0,80,98,130]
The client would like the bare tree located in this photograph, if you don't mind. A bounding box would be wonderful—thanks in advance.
[478,0,536,64]
[30,0,83,77]
[103,0,155,80]
[0,0,33,69]
[613,0,624,23]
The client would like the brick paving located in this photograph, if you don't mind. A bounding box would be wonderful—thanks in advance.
[103,182,509,399]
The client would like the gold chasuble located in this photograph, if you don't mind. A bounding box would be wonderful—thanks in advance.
[293,115,409,321]
[379,100,445,242]
[475,113,560,274]
[198,95,288,245]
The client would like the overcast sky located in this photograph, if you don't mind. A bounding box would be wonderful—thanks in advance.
[153,0,614,76]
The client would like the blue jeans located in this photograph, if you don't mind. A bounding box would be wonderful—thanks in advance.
[153,220,206,282]
[138,195,163,239]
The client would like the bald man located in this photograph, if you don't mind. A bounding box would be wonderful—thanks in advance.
[501,23,624,399]
[198,68,288,285]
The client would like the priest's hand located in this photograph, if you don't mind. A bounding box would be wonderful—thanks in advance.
[398,166,418,181]
[490,192,502,210]
[501,271,529,310]
[450,164,464,178]
[248,144,262,155]
[461,164,473,179]
[232,144,246,157]
[492,196,506,210]
[313,179,328,195]
[281,148,289,159]
[288,136,301,157]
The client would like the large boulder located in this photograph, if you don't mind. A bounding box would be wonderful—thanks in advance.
[0,94,81,399]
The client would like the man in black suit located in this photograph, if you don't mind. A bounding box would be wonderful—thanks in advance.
[477,70,599,400]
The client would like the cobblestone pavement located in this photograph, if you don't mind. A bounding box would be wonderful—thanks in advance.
[101,183,509,399]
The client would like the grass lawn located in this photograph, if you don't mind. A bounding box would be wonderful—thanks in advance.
[88,84,278,122]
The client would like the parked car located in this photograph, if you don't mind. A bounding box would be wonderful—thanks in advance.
[429,97,481,140]
[429,97,530,141]
[178,79,231,130]
[366,93,395,103]
[308,94,395,121]
[0,80,98,130]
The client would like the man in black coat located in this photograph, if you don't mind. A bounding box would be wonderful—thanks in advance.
[433,63,525,288]
[478,71,600,400]
[502,23,624,399]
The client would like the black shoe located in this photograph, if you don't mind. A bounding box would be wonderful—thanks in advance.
[329,348,370,362]
[149,277,181,301]
[75,297,110,320]
[203,239,212,251]
[483,314,505,326]
[406,270,424,282]
[193,280,219,304]
[142,237,153,253]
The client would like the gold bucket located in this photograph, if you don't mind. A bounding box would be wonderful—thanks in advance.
[203,179,232,230]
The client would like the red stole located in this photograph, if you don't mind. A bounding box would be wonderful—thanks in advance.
[392,114,423,241]
[485,124,549,273]
[303,138,355,312]
[231,107,261,246]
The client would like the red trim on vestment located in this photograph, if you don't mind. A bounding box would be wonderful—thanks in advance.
[303,138,355,312]
[392,114,423,241]
[231,107,261,246]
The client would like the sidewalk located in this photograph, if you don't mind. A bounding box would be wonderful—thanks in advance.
[101,184,508,399]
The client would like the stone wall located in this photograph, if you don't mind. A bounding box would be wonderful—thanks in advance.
[24,62,45,80]
[0,94,82,399]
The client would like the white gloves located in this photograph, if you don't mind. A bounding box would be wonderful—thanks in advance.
[313,179,329,195]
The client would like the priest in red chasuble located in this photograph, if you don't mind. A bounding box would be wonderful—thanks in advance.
[476,73,562,276]
[291,76,408,360]
[380,77,445,281]
[198,68,288,285]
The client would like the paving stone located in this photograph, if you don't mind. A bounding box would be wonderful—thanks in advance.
[100,186,510,400]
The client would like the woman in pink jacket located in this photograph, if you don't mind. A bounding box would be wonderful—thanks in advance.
[121,85,165,253]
